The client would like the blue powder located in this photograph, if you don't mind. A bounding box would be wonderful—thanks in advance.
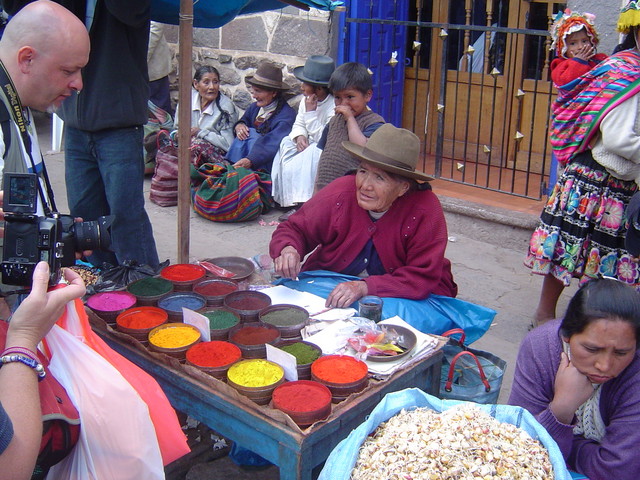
[158,294,206,312]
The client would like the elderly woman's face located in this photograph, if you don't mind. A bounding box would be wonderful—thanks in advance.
[564,318,636,384]
[355,163,410,213]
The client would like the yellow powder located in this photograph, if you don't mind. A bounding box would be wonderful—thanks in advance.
[149,326,200,348]
[228,359,283,387]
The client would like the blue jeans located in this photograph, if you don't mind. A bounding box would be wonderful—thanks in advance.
[64,126,160,269]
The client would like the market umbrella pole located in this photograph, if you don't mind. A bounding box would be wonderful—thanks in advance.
[177,0,193,263]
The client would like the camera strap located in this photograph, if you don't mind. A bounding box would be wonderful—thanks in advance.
[0,61,57,215]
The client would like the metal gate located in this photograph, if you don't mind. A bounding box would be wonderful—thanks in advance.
[339,0,564,200]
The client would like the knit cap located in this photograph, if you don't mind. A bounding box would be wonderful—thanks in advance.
[550,9,599,58]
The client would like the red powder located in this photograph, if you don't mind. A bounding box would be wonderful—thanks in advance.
[161,264,206,282]
[195,281,237,297]
[226,296,269,310]
[117,307,167,330]
[311,355,368,384]
[272,381,331,412]
[186,341,241,367]
[230,326,279,345]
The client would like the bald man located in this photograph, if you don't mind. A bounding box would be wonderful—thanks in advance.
[0,0,89,206]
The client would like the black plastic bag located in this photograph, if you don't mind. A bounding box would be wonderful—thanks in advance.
[90,259,169,292]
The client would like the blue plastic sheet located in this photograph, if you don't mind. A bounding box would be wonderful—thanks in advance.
[318,388,572,480]
[275,270,496,344]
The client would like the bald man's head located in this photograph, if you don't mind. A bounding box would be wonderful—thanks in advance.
[0,0,90,112]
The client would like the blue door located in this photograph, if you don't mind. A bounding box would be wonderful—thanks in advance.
[338,0,409,127]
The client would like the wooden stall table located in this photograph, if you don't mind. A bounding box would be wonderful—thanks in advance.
[91,313,444,480]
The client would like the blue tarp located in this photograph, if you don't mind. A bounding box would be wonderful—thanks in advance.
[151,0,342,29]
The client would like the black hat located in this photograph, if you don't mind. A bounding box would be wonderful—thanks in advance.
[293,55,335,86]
[626,191,640,256]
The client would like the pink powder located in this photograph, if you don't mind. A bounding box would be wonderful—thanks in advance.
[87,291,137,312]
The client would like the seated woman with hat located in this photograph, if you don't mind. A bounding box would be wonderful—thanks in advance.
[225,61,296,172]
[271,55,336,217]
[269,124,495,340]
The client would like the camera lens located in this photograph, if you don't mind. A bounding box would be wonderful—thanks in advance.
[72,215,114,252]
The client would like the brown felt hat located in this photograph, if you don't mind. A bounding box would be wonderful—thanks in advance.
[245,61,289,91]
[342,124,434,182]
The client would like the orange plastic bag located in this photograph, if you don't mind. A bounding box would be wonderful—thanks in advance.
[55,298,190,465]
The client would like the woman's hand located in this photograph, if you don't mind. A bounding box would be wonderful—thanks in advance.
[326,281,368,309]
[234,158,252,169]
[190,127,200,137]
[295,135,309,152]
[549,352,594,424]
[274,246,301,279]
[235,123,250,141]
[5,262,86,351]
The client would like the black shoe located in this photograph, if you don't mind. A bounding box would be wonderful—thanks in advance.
[278,208,297,222]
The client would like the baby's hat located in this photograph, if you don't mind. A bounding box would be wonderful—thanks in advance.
[550,9,599,57]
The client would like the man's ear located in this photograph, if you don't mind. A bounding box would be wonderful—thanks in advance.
[364,89,373,102]
[16,46,35,74]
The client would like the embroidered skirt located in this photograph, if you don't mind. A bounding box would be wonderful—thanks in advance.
[524,151,639,287]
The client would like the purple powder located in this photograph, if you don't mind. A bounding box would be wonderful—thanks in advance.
[87,292,137,312]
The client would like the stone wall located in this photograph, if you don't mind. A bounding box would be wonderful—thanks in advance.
[163,7,339,113]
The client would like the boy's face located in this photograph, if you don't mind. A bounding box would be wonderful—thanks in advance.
[333,88,372,117]
[565,29,592,58]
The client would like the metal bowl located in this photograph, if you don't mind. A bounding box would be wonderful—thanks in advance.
[202,256,255,281]
[365,324,417,363]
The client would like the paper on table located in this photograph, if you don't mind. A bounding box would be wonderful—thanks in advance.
[259,285,356,320]
[266,344,298,381]
[302,319,360,355]
[183,308,211,342]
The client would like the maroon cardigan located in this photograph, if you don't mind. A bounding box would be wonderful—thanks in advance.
[269,175,458,299]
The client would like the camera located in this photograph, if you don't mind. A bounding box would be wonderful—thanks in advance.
[1,173,114,286]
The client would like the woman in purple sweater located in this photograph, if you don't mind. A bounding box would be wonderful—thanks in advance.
[509,278,640,480]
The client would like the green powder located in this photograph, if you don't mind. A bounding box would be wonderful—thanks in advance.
[280,342,321,365]
[128,277,173,296]
[205,310,240,330]
[261,309,307,327]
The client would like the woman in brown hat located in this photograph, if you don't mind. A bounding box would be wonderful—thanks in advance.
[267,124,477,336]
[225,61,296,172]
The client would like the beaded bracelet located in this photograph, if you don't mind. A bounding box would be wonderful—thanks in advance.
[0,354,46,381]
[2,347,39,364]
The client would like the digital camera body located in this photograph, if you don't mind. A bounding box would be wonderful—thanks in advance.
[1,173,113,286]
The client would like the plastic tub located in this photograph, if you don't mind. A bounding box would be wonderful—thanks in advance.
[157,291,207,323]
[278,341,322,380]
[201,307,241,341]
[227,359,285,405]
[160,264,207,291]
[272,380,332,427]
[259,304,309,339]
[228,322,281,359]
[223,290,271,323]
[311,355,369,403]
[86,291,137,325]
[116,306,168,345]
[126,277,173,306]
[185,341,242,381]
[148,323,202,361]
[193,278,238,306]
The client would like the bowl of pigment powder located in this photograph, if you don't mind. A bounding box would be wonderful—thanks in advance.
[86,291,137,325]
[259,304,309,341]
[226,358,285,405]
[116,306,168,344]
[200,307,241,341]
[157,291,207,323]
[311,355,369,403]
[272,380,332,427]
[160,263,207,291]
[126,276,173,306]
[148,323,202,361]
[185,340,242,381]
[223,290,271,323]
[277,341,322,380]
[228,322,281,359]
[193,278,238,307]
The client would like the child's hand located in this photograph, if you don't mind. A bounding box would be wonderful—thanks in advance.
[304,94,318,111]
[295,135,309,152]
[572,44,595,61]
[335,105,355,121]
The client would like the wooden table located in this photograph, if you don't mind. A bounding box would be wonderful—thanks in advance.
[96,327,443,480]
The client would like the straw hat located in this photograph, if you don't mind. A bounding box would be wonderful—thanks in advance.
[245,62,289,91]
[293,55,335,86]
[342,124,434,182]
